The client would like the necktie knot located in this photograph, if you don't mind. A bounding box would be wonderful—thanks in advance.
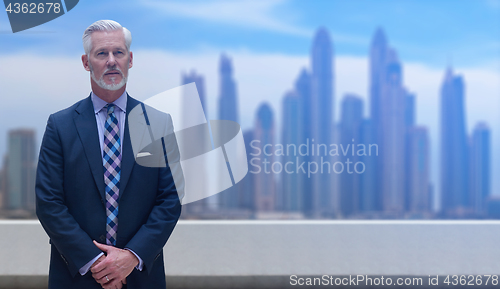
[106,104,116,115]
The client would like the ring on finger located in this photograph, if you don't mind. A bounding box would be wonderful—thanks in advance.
[105,275,109,282]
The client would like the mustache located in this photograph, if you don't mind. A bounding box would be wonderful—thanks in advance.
[104,66,123,76]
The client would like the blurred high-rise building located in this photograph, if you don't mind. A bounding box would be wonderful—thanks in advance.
[339,94,363,217]
[440,68,469,216]
[182,69,207,115]
[6,129,36,211]
[369,28,388,212]
[359,119,377,214]
[281,91,302,213]
[380,49,408,215]
[218,53,239,124]
[254,103,275,212]
[237,130,255,212]
[181,70,209,215]
[404,93,416,211]
[0,157,5,210]
[370,28,388,132]
[294,68,314,216]
[370,27,411,216]
[310,27,334,217]
[407,127,431,214]
[217,54,240,210]
[469,122,490,216]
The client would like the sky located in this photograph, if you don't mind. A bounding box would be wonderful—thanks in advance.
[0,0,499,202]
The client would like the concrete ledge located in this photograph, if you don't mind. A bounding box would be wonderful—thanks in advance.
[1,220,500,288]
[2,275,500,289]
[0,276,47,289]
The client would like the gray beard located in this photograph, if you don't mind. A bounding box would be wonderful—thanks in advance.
[89,61,128,91]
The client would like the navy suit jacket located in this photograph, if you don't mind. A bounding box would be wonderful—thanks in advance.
[36,94,181,289]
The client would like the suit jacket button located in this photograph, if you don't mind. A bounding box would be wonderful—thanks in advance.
[100,235,106,242]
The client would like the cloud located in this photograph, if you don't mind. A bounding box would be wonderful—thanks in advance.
[142,0,312,37]
[486,0,500,9]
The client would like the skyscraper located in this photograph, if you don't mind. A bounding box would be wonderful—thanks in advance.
[218,54,239,124]
[370,28,388,132]
[470,122,490,215]
[217,54,240,210]
[281,91,302,212]
[404,93,416,211]
[6,129,36,211]
[407,126,430,214]
[181,70,209,214]
[380,49,407,215]
[310,27,334,217]
[370,28,410,216]
[0,157,5,210]
[339,94,363,217]
[254,103,275,212]
[440,68,469,216]
[369,28,389,212]
[182,69,207,115]
[294,68,313,216]
[359,119,377,213]
[238,129,255,211]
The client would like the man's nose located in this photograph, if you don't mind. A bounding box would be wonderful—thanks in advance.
[106,52,116,66]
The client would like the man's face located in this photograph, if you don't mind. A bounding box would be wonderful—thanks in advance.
[82,30,133,91]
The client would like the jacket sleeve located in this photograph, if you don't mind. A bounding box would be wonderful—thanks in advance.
[124,113,183,274]
[35,114,103,276]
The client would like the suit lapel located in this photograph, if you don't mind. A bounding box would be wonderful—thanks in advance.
[73,94,141,202]
[74,95,106,201]
[119,94,141,198]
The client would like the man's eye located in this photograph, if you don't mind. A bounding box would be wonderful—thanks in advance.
[97,52,105,56]
[115,51,123,55]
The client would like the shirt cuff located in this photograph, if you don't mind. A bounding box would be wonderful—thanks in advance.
[79,252,104,275]
[125,248,143,271]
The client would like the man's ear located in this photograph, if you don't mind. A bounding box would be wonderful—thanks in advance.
[129,51,133,69]
[82,54,90,72]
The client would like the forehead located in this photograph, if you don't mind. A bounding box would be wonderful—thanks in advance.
[90,30,126,51]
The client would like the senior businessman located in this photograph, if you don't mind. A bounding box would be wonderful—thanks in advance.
[36,20,182,289]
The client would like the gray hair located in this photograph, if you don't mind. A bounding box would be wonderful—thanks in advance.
[82,20,132,55]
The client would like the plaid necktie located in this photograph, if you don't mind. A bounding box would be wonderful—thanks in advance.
[103,104,121,246]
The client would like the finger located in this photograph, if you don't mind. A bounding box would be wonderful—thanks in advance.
[94,240,112,252]
[107,278,122,289]
[91,255,105,269]
[91,262,105,274]
[92,256,112,273]
[122,278,127,284]
[95,277,107,286]
[92,267,111,281]
[92,273,105,285]
[95,273,113,285]
[102,281,114,289]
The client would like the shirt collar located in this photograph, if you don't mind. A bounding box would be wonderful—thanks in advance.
[91,90,128,114]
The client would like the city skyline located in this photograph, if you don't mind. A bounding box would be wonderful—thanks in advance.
[203,26,492,218]
[1,1,499,217]
[1,2,499,188]
[4,24,495,219]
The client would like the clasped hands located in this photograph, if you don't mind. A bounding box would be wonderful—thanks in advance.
[90,240,139,289]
